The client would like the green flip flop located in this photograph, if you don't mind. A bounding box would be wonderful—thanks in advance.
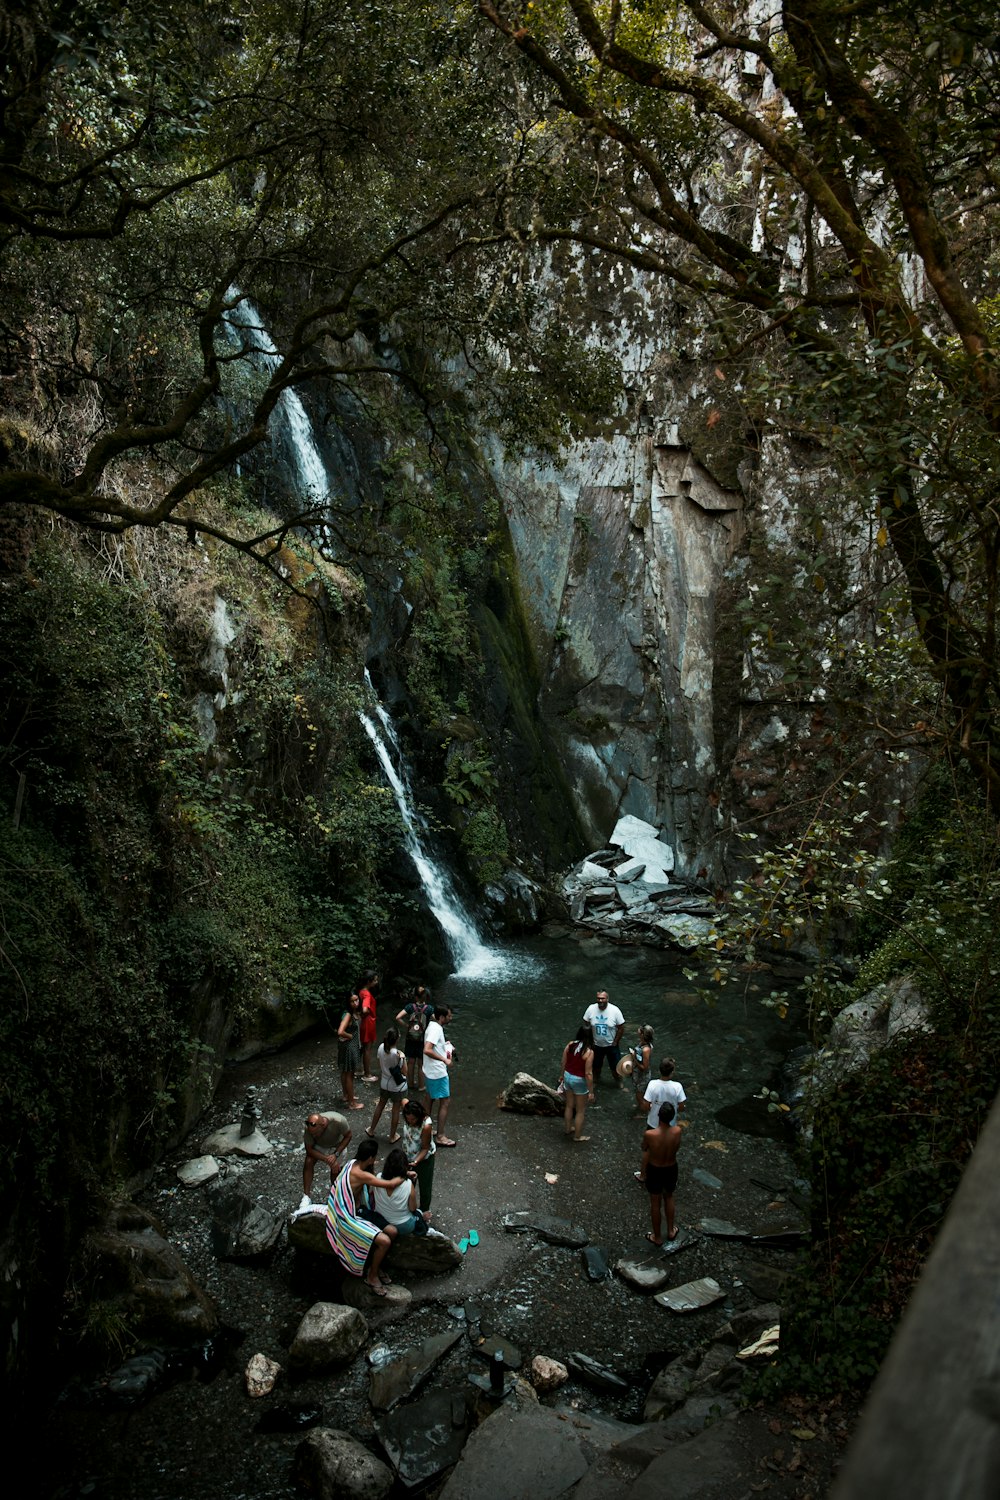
[467,1230,480,1248]
[458,1236,469,1254]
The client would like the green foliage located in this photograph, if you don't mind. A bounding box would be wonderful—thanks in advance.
[459,805,511,887]
[0,534,396,1215]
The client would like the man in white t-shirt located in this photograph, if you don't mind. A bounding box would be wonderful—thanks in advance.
[643,1057,687,1130]
[423,1004,457,1147]
[582,990,625,1088]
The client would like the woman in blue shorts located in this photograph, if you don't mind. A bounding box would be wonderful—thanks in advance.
[561,1023,595,1142]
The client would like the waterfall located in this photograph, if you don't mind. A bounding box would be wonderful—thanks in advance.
[222,290,329,505]
[360,680,511,979]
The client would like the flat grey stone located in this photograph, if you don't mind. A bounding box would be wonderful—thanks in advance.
[609,814,675,873]
[565,1352,629,1392]
[176,1156,219,1188]
[199,1122,272,1157]
[614,857,646,882]
[369,1327,463,1410]
[692,1168,723,1190]
[695,1217,749,1239]
[581,1245,610,1280]
[654,1278,724,1314]
[502,1213,588,1248]
[615,1257,672,1293]
[375,1389,470,1489]
[439,1404,589,1500]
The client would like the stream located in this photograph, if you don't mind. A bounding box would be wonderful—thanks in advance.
[47,930,811,1500]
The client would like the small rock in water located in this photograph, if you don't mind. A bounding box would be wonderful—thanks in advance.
[580,1245,610,1281]
[367,1343,393,1368]
[565,1352,629,1392]
[692,1167,723,1190]
[245,1352,280,1397]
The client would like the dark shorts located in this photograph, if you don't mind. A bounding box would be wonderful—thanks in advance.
[404,1035,424,1060]
[646,1163,678,1196]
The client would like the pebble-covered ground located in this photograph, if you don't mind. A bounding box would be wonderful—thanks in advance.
[44,933,860,1497]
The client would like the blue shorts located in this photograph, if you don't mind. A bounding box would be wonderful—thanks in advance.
[563,1072,589,1096]
[425,1074,450,1101]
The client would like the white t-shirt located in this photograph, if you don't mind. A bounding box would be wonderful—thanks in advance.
[583,1002,625,1048]
[372,1179,415,1226]
[644,1077,686,1129]
[377,1042,407,1093]
[423,1019,448,1081]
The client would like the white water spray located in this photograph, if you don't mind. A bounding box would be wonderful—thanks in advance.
[222,290,329,503]
[360,679,516,980]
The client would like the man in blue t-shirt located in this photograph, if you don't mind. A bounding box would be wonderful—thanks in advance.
[582,990,625,1087]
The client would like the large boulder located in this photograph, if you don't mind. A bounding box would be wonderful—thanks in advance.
[209,1183,285,1260]
[288,1303,368,1374]
[288,1213,462,1274]
[291,1429,393,1500]
[79,1202,217,1342]
[498,1073,563,1116]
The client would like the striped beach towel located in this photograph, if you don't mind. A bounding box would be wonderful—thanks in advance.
[325,1158,378,1275]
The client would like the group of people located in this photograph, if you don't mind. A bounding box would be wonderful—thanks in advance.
[303,977,459,1294]
[561,989,687,1245]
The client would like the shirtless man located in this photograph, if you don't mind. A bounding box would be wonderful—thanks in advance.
[641,1102,682,1244]
[300,1111,351,1209]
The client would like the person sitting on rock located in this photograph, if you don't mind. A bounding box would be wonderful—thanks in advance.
[325,1136,405,1296]
[642,1101,682,1245]
[300,1111,351,1211]
[369,1145,429,1236]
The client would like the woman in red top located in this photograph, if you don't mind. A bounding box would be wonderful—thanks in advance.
[560,1023,595,1142]
[359,970,379,1083]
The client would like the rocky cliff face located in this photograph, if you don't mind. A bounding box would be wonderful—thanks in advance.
[499,424,742,879]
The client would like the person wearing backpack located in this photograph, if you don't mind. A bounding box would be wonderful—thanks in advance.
[396,982,432,1090]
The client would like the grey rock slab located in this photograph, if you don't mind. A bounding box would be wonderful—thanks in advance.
[565,1352,630,1393]
[655,1390,739,1441]
[653,915,713,947]
[718,1303,781,1346]
[369,1327,463,1410]
[503,1213,588,1248]
[741,1259,792,1303]
[291,1428,393,1500]
[438,1403,590,1500]
[374,1389,469,1490]
[209,1184,285,1260]
[613,857,646,882]
[614,1257,672,1293]
[643,1351,700,1422]
[199,1122,272,1158]
[626,1418,745,1499]
[176,1155,219,1189]
[289,1302,368,1374]
[654,1278,724,1314]
[694,1217,750,1239]
[581,1245,611,1281]
[470,1333,522,1369]
[661,1228,697,1256]
[692,1168,723,1191]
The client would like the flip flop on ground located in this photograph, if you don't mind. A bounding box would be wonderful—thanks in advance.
[435,1136,457,1147]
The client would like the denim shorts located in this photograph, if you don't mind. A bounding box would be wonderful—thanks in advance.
[563,1072,589,1095]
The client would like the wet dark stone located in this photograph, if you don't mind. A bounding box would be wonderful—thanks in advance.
[106,1351,169,1407]
[581,1246,610,1281]
[369,1328,463,1411]
[714,1096,790,1139]
[741,1259,794,1302]
[502,1213,588,1248]
[208,1183,285,1260]
[374,1388,471,1488]
[565,1352,629,1393]
[470,1333,522,1369]
[255,1403,323,1434]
